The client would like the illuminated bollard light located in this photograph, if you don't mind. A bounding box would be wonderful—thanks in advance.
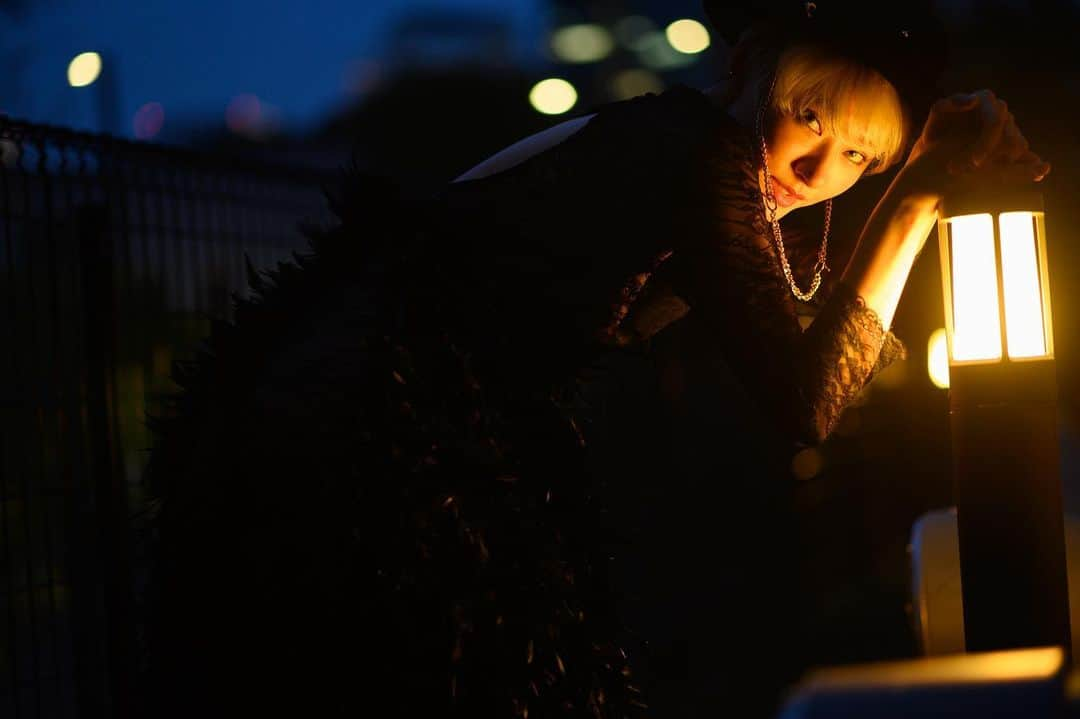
[937,188,1070,656]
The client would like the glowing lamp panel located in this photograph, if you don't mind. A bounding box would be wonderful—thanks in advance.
[948,214,1001,362]
[998,212,1047,358]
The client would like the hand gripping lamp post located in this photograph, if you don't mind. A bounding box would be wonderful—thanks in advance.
[938,187,1071,656]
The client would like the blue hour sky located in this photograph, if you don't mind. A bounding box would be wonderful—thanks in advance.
[1,0,551,137]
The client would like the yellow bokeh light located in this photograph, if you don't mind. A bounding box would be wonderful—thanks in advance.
[529,78,578,115]
[665,19,711,54]
[551,24,614,64]
[928,328,950,389]
[610,68,663,100]
[68,52,103,88]
[791,447,824,481]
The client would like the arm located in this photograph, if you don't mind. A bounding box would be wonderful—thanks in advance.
[843,90,1050,331]
[664,92,1047,446]
[840,167,938,331]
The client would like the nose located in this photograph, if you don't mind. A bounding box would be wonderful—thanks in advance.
[792,153,827,189]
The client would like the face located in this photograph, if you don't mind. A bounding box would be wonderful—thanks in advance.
[762,107,874,220]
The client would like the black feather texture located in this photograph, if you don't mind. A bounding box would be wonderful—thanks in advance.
[140,168,646,719]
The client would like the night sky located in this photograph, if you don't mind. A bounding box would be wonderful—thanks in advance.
[1,0,550,136]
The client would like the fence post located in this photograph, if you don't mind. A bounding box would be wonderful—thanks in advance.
[77,204,136,719]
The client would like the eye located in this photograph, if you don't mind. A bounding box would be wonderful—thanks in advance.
[800,108,822,135]
[845,149,868,165]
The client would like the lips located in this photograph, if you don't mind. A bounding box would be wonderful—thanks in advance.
[773,180,805,207]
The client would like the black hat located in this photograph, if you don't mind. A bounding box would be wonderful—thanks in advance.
[703,0,950,125]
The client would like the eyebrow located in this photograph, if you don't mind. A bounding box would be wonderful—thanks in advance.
[829,120,875,155]
[791,96,881,158]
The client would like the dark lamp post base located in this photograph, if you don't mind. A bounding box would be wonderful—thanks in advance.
[950,360,1071,658]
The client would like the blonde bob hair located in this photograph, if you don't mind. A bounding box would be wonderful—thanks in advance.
[769,43,910,174]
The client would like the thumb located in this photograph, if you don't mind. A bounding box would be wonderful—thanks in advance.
[947,93,982,110]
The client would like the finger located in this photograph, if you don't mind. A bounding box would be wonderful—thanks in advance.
[1011,148,1045,168]
[970,98,1010,167]
[990,158,1051,183]
[998,120,1030,162]
[939,91,984,113]
[1002,167,1050,184]
[985,116,1030,163]
[926,93,978,129]
[979,148,1046,172]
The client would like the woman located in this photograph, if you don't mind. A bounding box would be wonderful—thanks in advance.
[142,2,1048,717]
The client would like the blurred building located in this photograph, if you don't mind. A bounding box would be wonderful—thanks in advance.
[178,8,542,188]
[388,9,516,71]
[0,1,33,118]
[162,1,734,192]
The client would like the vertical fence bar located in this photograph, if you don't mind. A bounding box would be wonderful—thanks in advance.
[78,196,134,719]
[19,137,45,719]
[39,135,67,719]
[1,113,335,719]
[54,140,88,719]
[1,120,25,719]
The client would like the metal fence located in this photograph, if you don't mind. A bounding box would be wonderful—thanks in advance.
[0,115,338,718]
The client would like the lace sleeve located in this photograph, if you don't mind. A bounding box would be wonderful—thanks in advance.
[659,125,907,446]
[800,282,906,438]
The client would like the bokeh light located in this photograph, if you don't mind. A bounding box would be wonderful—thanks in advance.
[791,447,824,481]
[226,94,263,134]
[928,328,950,389]
[551,24,614,64]
[67,52,102,88]
[614,15,656,50]
[133,102,165,140]
[343,58,384,97]
[529,78,578,115]
[0,139,17,168]
[610,69,663,100]
[634,31,696,70]
[665,19,711,54]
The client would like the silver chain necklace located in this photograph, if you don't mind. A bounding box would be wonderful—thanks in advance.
[755,75,832,303]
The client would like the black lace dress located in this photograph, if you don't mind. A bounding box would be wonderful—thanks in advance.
[142,85,905,718]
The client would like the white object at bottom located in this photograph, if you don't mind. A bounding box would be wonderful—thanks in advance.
[908,507,1080,658]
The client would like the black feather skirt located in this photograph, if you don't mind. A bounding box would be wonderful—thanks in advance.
[139,175,650,719]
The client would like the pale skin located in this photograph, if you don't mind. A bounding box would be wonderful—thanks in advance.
[713,79,1051,329]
